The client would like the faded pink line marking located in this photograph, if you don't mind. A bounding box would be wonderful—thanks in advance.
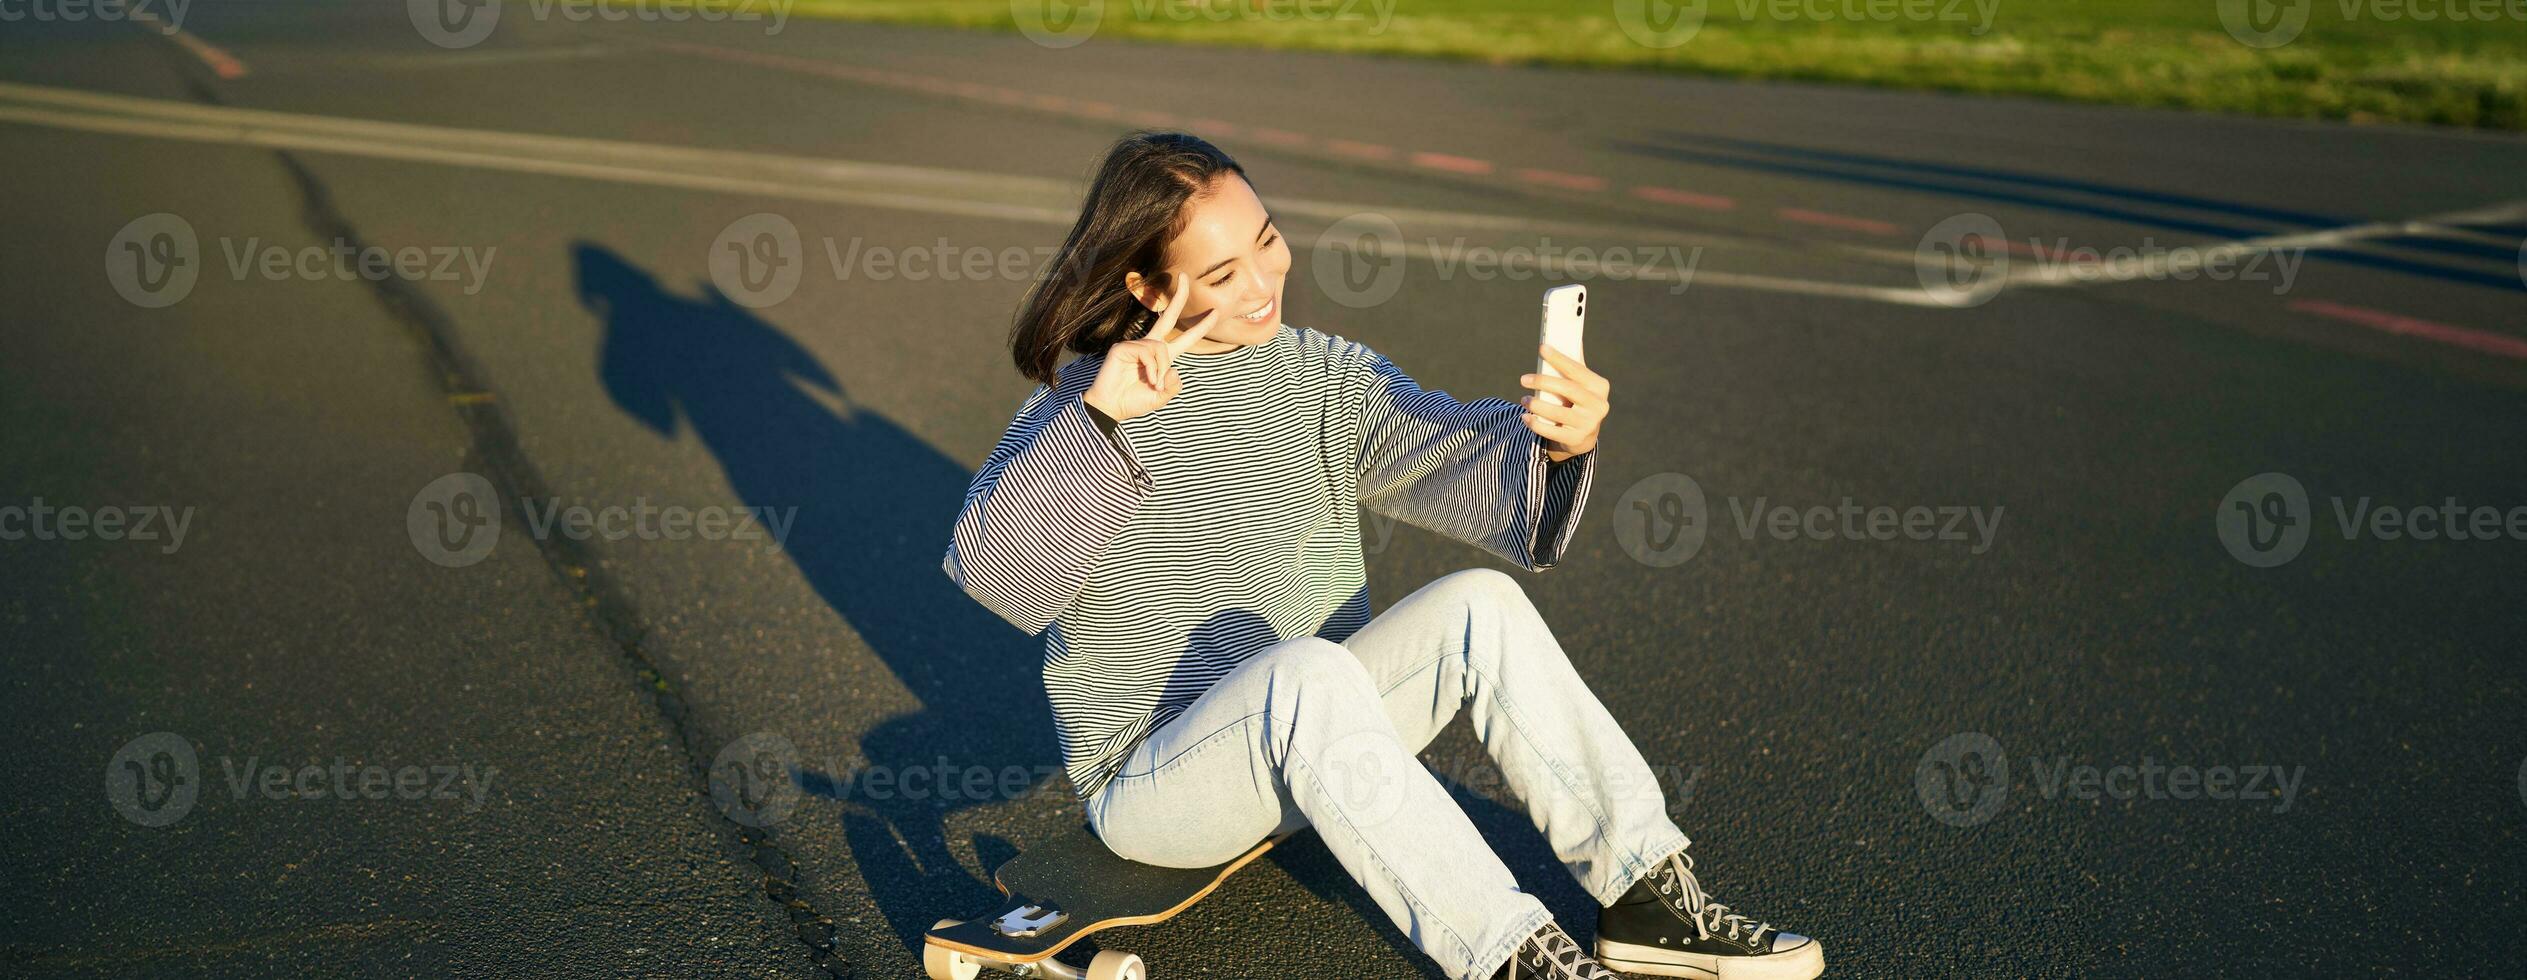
[132,11,248,79]
[1248,127,1310,148]
[1411,151,1494,175]
[1515,168,1607,192]
[1325,139,1397,161]
[1778,208,1901,236]
[1631,185,1735,211]
[1188,118,1240,137]
[2286,300,2527,361]
[1127,110,1179,128]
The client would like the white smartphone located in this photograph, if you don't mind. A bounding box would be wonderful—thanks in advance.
[1535,284,1586,408]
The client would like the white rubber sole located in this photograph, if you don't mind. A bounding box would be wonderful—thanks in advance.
[1594,937,1826,980]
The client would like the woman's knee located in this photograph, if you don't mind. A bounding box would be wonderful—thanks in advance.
[1258,636,1377,697]
[1436,566,1530,609]
[1431,568,1564,665]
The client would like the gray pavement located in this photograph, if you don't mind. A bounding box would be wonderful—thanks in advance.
[2,5,2523,978]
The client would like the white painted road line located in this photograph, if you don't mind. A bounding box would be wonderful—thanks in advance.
[2002,200,2527,289]
[0,82,1940,305]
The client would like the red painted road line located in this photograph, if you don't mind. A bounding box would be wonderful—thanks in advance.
[1325,139,1397,161]
[1631,185,1735,210]
[131,11,248,79]
[1778,208,1902,236]
[1411,151,1494,175]
[2286,300,2527,361]
[1515,168,1607,192]
[658,40,1781,223]
[1248,127,1310,148]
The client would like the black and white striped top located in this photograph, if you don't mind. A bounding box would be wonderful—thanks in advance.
[943,324,1597,801]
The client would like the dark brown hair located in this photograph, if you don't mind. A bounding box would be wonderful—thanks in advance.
[1009,132,1248,386]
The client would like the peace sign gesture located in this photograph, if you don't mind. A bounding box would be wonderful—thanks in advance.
[1083,274,1220,423]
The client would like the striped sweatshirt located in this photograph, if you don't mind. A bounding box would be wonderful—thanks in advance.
[943,323,1598,801]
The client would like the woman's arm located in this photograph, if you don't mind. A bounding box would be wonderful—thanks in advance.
[944,384,1153,635]
[1356,351,1599,570]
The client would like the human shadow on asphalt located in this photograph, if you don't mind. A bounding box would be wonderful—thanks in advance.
[574,244,1612,972]
[574,243,1060,953]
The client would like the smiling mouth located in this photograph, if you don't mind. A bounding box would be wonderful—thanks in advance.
[1236,298,1275,322]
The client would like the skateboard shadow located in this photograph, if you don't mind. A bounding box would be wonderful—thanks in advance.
[575,243,1055,951]
[577,244,1625,970]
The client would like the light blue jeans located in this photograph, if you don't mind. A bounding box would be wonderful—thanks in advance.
[1084,568,1694,980]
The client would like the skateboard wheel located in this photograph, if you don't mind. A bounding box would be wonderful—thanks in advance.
[1088,950,1146,980]
[923,921,979,980]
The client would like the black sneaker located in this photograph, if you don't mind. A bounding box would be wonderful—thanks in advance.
[1593,849,1823,980]
[1490,920,1623,980]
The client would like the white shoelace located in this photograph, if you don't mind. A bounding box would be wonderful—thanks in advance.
[1655,853,1774,948]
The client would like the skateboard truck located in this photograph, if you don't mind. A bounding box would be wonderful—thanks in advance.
[994,904,1070,938]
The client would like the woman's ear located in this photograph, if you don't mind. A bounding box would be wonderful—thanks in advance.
[1123,270,1170,314]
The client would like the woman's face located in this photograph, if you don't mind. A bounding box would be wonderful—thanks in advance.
[1139,173,1290,352]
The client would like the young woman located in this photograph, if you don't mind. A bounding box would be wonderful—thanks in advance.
[943,132,1823,980]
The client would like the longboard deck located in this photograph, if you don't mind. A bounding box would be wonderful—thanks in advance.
[926,824,1288,964]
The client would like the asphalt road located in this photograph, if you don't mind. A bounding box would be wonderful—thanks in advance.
[3,4,2524,978]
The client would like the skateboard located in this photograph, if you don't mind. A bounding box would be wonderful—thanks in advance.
[922,823,1292,980]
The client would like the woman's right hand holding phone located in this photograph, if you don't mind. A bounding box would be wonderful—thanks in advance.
[1084,275,1217,423]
